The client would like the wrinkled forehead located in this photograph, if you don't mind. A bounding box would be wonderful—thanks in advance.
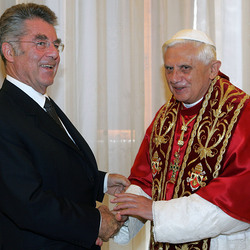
[23,18,58,39]
[164,42,200,62]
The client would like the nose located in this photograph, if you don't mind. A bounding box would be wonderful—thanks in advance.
[45,43,60,59]
[168,69,182,84]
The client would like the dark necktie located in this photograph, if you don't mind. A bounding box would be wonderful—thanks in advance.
[44,97,64,129]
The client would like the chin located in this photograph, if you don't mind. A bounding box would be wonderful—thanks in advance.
[175,96,188,103]
[45,79,54,86]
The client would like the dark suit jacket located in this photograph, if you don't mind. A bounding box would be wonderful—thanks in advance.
[0,79,106,250]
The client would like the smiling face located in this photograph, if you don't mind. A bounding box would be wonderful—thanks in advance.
[4,18,60,94]
[164,42,220,104]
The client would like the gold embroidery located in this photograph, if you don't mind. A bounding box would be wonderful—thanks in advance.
[168,114,197,184]
[213,92,249,178]
[150,100,179,200]
[151,103,178,158]
[178,115,197,146]
[152,174,162,198]
[174,77,249,198]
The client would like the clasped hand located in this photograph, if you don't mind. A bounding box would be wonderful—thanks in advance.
[96,176,153,246]
[97,205,122,243]
[96,173,130,246]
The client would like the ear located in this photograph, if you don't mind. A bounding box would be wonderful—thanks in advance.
[1,42,15,63]
[209,60,221,80]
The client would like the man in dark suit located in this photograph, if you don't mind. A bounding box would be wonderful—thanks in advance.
[0,3,129,249]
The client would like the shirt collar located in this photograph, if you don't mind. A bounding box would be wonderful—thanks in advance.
[182,97,203,109]
[6,75,47,108]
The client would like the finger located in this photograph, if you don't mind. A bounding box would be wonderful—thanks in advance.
[114,185,127,193]
[115,212,122,221]
[109,174,130,187]
[117,207,141,217]
[115,212,128,222]
[114,193,137,198]
[111,194,138,203]
[95,237,103,246]
[113,203,134,211]
[111,198,137,206]
[116,175,131,187]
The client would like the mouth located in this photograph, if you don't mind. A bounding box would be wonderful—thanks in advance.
[173,86,186,91]
[41,64,55,69]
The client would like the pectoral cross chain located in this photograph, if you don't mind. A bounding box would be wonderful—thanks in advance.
[169,151,180,183]
[168,114,197,184]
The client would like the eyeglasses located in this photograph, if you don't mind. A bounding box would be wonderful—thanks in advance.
[8,40,64,53]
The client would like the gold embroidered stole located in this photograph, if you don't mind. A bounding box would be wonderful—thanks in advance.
[149,76,249,250]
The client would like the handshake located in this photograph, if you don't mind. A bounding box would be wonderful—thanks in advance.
[96,204,126,245]
[95,173,153,246]
[95,173,129,246]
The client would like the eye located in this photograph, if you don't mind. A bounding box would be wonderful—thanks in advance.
[53,43,60,49]
[36,41,47,48]
[180,65,192,73]
[164,65,173,73]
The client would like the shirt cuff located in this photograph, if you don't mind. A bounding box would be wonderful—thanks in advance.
[103,173,109,193]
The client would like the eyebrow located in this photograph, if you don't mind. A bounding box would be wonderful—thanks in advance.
[34,34,48,40]
[34,34,62,43]
[164,65,173,69]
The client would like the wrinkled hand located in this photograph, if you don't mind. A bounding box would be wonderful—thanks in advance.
[111,193,153,221]
[107,174,130,196]
[98,205,122,242]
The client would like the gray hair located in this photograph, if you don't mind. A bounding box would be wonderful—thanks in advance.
[0,3,58,64]
[163,40,217,65]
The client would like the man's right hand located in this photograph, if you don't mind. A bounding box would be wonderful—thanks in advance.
[98,205,122,242]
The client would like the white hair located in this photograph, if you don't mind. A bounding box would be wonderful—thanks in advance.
[163,40,217,65]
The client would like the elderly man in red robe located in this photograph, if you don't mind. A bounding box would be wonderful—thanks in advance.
[112,29,250,250]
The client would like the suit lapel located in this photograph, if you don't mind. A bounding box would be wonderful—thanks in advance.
[52,99,98,169]
[36,111,79,151]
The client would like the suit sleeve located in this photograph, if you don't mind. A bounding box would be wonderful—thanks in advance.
[97,170,106,201]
